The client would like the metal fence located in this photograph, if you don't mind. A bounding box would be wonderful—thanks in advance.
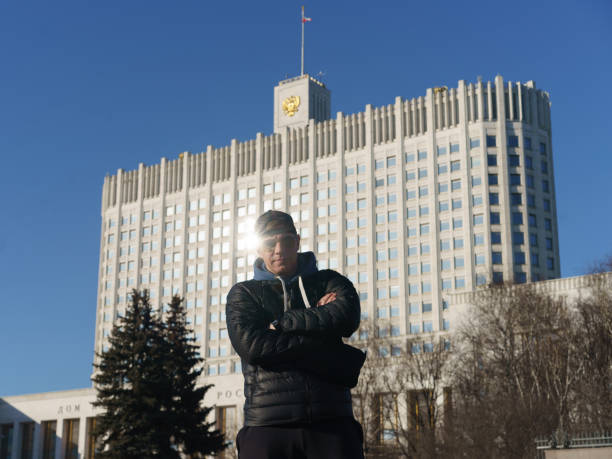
[535,431,612,458]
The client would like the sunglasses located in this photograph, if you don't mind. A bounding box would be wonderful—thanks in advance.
[259,234,299,251]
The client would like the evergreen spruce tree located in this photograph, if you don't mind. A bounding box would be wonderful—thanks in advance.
[164,295,226,457]
[92,290,178,458]
[93,291,226,458]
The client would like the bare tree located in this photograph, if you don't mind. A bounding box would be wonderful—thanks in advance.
[381,337,453,459]
[449,284,581,458]
[350,319,396,458]
[572,272,612,432]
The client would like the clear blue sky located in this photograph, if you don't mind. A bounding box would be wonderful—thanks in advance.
[1,0,611,396]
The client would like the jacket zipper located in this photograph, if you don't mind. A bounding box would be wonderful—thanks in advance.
[278,275,312,422]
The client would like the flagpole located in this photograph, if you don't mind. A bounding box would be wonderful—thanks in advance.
[301,6,305,76]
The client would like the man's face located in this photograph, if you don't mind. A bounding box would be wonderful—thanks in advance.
[257,233,300,277]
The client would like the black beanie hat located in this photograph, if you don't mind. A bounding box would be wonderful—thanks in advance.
[254,210,297,238]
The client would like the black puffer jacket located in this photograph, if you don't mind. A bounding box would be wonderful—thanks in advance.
[226,252,363,427]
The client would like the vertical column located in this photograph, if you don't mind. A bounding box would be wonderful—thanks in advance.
[457,80,475,295]
[527,81,538,129]
[393,96,408,335]
[77,415,87,458]
[228,140,238,292]
[307,120,316,250]
[179,154,190,298]
[335,112,346,287]
[424,88,441,332]
[508,82,514,121]
[200,146,213,367]
[152,159,166,310]
[477,78,485,124]
[495,75,514,283]
[517,83,524,121]
[54,419,64,459]
[255,133,264,215]
[10,422,19,459]
[362,105,375,324]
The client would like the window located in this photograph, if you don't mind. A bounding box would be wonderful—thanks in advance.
[441,259,451,271]
[471,156,481,168]
[492,252,502,264]
[489,192,499,205]
[528,214,537,227]
[511,193,522,205]
[490,212,500,224]
[423,321,433,333]
[488,174,498,185]
[436,146,447,156]
[440,220,450,231]
[475,254,485,265]
[510,174,521,186]
[475,233,485,245]
[418,168,427,179]
[547,258,555,270]
[512,232,524,245]
[453,217,463,229]
[472,195,483,206]
[512,212,523,225]
[454,237,464,249]
[452,198,462,210]
[487,154,497,166]
[527,175,535,189]
[530,233,538,247]
[473,214,484,225]
[387,156,397,167]
[508,135,519,147]
[472,176,482,186]
[450,143,460,153]
[440,239,451,251]
[450,160,460,172]
[542,180,550,193]
[540,142,547,155]
[451,179,461,191]
[470,138,480,148]
[546,238,553,250]
[406,152,415,163]
[438,183,448,193]
[442,279,452,291]
[514,252,526,264]
[486,135,496,147]
[490,231,501,244]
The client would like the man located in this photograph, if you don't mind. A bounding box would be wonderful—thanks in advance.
[226,210,365,458]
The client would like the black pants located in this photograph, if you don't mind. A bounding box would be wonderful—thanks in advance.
[236,417,364,459]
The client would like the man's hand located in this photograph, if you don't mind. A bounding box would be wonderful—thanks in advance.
[269,323,276,330]
[316,292,337,307]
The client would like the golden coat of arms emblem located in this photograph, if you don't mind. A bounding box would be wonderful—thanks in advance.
[282,96,300,117]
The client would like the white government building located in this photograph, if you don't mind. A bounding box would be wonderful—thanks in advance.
[1,74,565,458]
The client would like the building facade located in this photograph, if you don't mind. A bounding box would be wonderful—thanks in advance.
[93,73,559,425]
[0,74,562,458]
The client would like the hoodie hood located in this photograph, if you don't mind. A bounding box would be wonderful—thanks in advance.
[253,251,318,282]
